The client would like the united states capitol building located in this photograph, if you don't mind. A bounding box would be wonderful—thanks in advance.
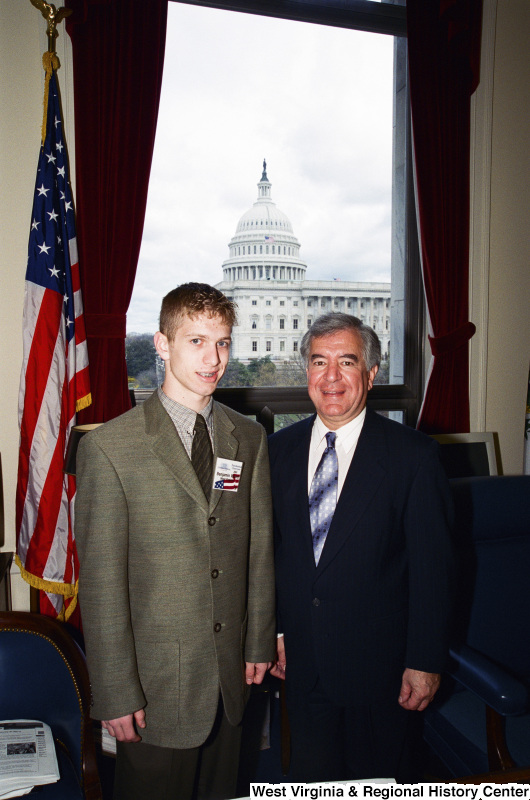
[215,162,391,365]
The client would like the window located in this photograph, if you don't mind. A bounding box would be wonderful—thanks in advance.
[293,301,298,306]
[266,341,272,352]
[251,320,257,329]
[308,318,312,327]
[252,300,257,306]
[293,341,298,352]
[293,319,299,330]
[266,317,272,330]
[279,318,285,329]
[280,341,285,352]
[252,341,257,352]
[280,300,285,306]
[130,0,422,427]
[266,300,271,306]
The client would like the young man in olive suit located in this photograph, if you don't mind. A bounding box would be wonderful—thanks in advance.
[76,283,275,799]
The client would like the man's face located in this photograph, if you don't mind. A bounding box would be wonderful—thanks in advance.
[154,312,231,412]
[307,328,378,430]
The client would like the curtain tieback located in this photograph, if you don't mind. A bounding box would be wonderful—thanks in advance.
[85,312,126,339]
[428,321,476,357]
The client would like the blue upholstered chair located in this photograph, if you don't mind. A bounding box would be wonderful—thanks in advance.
[424,475,530,782]
[0,611,102,799]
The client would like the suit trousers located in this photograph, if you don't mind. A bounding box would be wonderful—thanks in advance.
[286,678,423,783]
[113,695,242,800]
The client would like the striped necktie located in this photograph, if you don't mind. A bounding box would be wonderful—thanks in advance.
[308,431,338,565]
[191,413,213,501]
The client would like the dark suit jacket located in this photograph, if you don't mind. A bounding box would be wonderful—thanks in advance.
[268,409,454,707]
[75,392,275,749]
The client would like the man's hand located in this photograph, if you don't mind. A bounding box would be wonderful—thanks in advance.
[398,668,440,711]
[102,709,146,742]
[245,662,272,685]
[269,635,286,681]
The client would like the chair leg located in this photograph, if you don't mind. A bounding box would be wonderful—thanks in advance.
[486,705,516,772]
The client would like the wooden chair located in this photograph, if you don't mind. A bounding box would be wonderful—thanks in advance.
[0,611,102,799]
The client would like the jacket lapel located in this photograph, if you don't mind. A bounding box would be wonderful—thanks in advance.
[209,402,239,516]
[315,409,387,575]
[279,416,316,569]
[143,392,209,511]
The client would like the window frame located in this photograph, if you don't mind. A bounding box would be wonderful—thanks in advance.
[171,0,422,433]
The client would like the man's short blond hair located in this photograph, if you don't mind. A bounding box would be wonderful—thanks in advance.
[159,283,237,342]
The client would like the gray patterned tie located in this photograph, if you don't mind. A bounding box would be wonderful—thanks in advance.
[191,414,213,501]
[308,431,338,565]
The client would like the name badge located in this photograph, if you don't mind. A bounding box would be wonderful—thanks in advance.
[213,458,243,492]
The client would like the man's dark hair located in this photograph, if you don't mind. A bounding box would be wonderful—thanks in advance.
[159,283,237,342]
[300,312,381,370]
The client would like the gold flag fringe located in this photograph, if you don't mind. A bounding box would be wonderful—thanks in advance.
[15,554,79,622]
[76,392,93,413]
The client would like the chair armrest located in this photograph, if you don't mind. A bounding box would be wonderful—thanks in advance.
[448,644,529,716]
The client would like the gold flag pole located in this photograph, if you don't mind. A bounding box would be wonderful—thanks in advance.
[29,1,73,145]
[29,0,72,54]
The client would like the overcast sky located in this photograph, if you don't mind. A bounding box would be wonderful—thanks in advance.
[128,2,394,333]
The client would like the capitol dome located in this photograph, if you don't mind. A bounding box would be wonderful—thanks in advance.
[215,162,391,365]
[221,160,307,282]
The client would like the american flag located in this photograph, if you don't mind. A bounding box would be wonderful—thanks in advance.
[264,235,275,242]
[16,66,91,621]
[214,473,241,492]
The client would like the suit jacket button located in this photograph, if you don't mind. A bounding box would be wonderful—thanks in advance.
[312,597,320,607]
[214,622,222,632]
[211,569,219,579]
[208,516,216,526]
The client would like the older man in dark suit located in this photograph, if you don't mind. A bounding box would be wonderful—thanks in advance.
[76,283,275,800]
[268,312,453,782]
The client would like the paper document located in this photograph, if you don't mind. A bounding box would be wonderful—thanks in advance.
[0,720,59,798]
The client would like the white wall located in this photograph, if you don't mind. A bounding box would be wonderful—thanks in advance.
[1,1,528,610]
[469,0,530,474]
[485,0,530,473]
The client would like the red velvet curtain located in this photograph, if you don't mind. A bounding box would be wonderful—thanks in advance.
[66,0,168,423]
[407,0,482,434]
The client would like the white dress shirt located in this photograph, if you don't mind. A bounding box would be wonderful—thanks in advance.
[307,408,367,499]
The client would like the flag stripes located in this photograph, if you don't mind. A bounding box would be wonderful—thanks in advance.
[16,63,91,620]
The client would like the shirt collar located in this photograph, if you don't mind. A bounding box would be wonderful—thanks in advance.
[158,387,213,429]
[313,407,366,454]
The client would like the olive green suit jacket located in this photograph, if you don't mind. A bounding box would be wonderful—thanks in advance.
[75,392,275,749]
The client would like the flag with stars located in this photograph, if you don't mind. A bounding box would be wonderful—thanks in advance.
[16,65,91,621]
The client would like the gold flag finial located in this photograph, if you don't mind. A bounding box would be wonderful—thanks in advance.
[30,1,72,54]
